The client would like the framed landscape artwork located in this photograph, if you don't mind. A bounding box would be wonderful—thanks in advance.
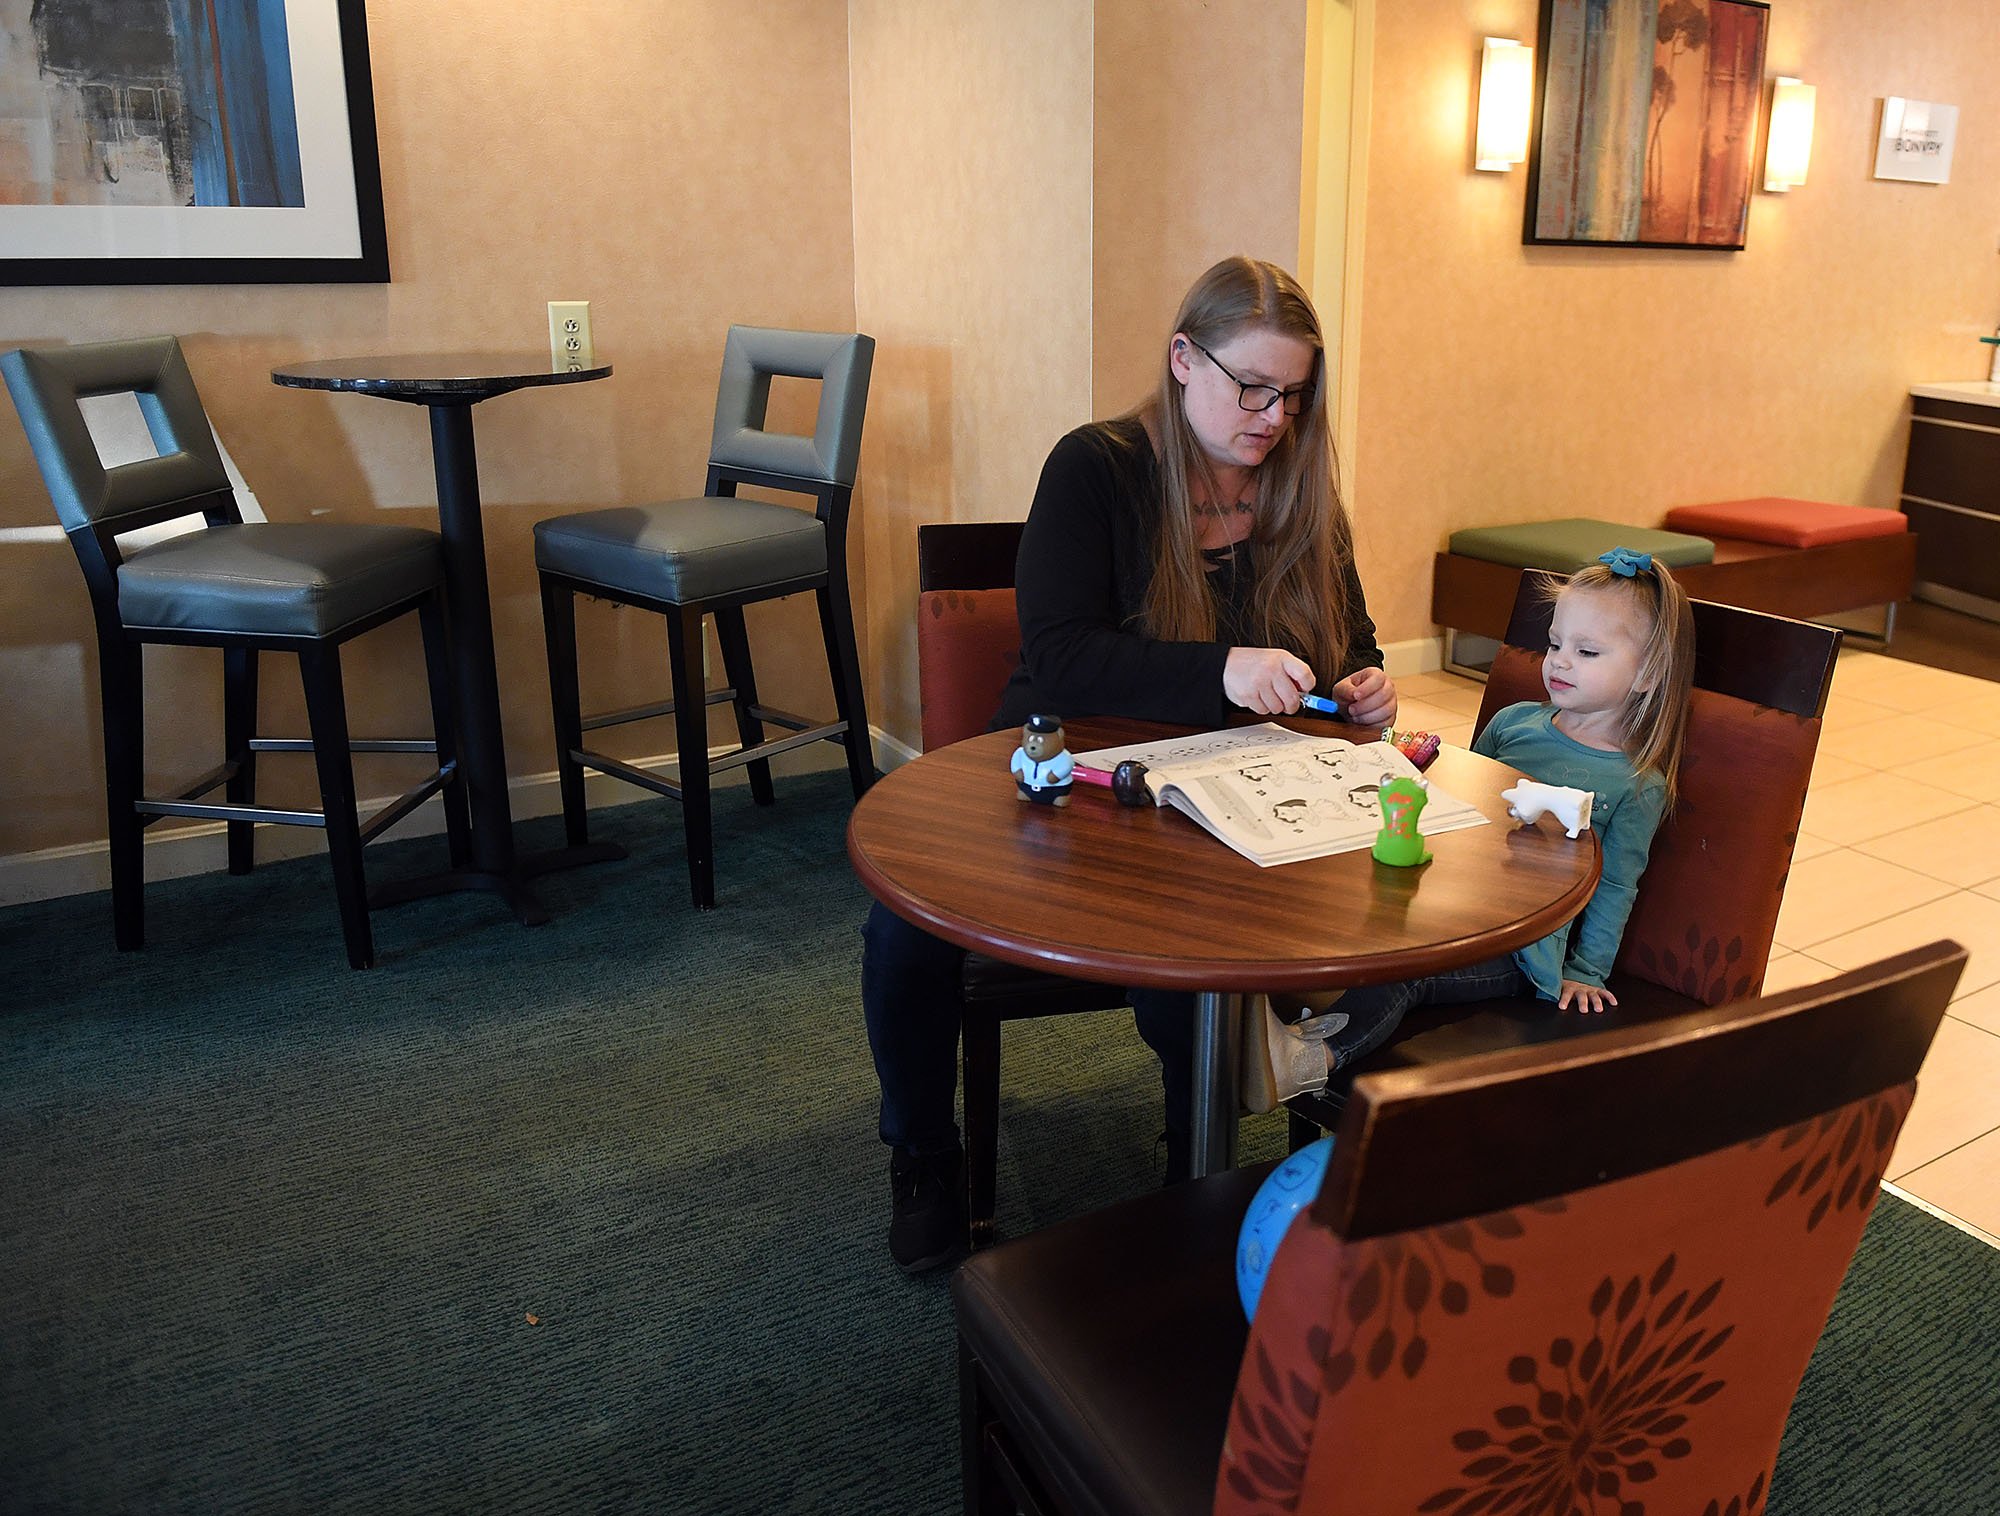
[0,0,388,285]
[1525,0,1770,251]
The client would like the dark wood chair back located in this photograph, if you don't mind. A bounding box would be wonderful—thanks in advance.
[1218,941,1961,1512]
[1475,566,1840,727]
[918,520,1024,593]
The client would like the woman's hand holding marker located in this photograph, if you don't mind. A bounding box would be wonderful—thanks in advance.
[1224,646,1315,714]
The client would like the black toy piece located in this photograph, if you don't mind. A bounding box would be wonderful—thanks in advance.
[1072,759,1151,807]
[1111,759,1151,806]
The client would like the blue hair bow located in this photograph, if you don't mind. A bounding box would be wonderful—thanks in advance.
[1599,546,1653,577]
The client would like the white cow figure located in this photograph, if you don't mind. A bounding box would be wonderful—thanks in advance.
[1501,780,1594,839]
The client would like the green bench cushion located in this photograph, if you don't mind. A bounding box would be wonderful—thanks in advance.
[1447,518,1715,573]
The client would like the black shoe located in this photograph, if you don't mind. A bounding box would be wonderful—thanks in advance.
[888,1145,965,1275]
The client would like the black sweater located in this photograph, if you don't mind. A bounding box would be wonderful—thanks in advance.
[991,418,1383,732]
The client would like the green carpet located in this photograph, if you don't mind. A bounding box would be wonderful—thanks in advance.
[1,776,1994,1513]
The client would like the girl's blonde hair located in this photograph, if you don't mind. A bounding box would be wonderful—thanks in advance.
[1553,561,1697,803]
[1128,256,1354,685]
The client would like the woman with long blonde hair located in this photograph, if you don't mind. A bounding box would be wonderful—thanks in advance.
[863,257,1397,1273]
[994,254,1393,729]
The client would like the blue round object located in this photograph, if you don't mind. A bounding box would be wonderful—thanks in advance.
[1236,1137,1335,1320]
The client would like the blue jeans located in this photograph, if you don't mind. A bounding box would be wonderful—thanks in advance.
[860,901,1194,1155]
[1323,953,1530,1070]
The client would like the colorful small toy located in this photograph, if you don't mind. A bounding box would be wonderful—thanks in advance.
[1380,727,1442,769]
[1502,779,1594,838]
[1010,713,1075,805]
[1072,759,1153,807]
[1372,776,1432,866]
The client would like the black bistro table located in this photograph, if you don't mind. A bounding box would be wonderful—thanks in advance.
[272,352,622,924]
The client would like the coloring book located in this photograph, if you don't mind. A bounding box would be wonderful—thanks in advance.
[1076,723,1488,867]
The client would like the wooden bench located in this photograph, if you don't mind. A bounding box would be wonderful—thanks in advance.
[1435,503,1915,649]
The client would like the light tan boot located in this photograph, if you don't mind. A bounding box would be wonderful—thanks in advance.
[1239,994,1345,1114]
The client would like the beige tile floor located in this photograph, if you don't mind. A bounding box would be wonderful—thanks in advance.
[1399,654,2000,1247]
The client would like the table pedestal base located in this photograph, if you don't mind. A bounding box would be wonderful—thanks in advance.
[1191,990,1244,1178]
[370,841,628,924]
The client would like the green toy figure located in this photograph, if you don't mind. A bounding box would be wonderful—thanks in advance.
[1372,776,1432,867]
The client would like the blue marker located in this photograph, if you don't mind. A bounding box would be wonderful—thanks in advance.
[1298,693,1341,716]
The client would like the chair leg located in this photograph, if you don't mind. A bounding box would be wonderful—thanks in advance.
[958,1338,1009,1516]
[712,605,774,807]
[98,641,146,951]
[418,593,472,867]
[298,644,374,970]
[223,647,258,876]
[665,604,715,909]
[538,576,592,848]
[1288,1107,1322,1154]
[817,565,876,799]
[963,1003,1003,1249]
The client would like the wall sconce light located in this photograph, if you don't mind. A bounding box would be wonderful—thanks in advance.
[1475,37,1533,171]
[1764,77,1816,191]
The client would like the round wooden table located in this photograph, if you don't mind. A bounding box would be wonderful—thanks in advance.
[847,716,1601,1174]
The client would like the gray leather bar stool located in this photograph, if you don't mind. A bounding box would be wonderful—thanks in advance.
[533,326,875,909]
[2,336,471,969]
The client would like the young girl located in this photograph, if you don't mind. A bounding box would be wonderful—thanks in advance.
[1244,547,1697,1110]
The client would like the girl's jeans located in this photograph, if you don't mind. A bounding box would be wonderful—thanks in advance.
[1321,952,1531,1070]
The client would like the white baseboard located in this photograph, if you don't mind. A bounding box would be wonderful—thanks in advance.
[874,726,920,771]
[2,642,1446,909]
[0,731,892,909]
[1382,635,1445,679]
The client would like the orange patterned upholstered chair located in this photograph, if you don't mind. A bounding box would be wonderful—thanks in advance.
[1288,569,1840,1143]
[951,940,1963,1516]
[915,522,1128,1246]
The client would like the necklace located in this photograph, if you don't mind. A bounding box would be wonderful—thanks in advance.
[1193,499,1254,520]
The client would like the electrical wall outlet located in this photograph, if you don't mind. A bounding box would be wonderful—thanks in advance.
[548,300,593,372]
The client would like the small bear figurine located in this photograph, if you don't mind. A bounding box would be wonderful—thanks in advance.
[1501,779,1594,839]
[1011,713,1075,806]
[1372,776,1432,867]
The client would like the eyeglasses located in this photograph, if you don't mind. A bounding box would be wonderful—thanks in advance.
[1187,338,1312,416]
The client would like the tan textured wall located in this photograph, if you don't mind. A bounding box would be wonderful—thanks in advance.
[849,0,1095,753]
[0,1,856,855]
[1351,0,2000,642]
[1092,1,1309,418]
[850,1,1307,757]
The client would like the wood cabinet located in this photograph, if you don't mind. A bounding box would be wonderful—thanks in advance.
[1903,383,2000,618]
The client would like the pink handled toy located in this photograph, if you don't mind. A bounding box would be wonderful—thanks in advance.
[1071,761,1152,807]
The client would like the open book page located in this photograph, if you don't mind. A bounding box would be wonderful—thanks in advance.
[1076,723,1488,867]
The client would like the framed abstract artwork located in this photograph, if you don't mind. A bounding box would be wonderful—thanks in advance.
[0,0,388,285]
[1525,0,1770,251]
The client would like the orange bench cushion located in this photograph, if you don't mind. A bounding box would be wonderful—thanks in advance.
[1664,497,1908,549]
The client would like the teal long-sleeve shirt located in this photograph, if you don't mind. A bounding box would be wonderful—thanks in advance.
[1472,703,1667,1000]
